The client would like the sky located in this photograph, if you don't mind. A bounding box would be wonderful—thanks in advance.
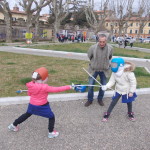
[94,0,139,11]
[7,0,139,14]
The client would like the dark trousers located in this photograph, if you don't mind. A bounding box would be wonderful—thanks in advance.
[107,95,132,114]
[13,112,55,132]
[130,43,133,47]
[88,71,107,101]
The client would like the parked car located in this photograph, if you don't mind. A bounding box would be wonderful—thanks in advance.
[138,38,145,43]
[125,37,136,43]
[143,38,150,43]
[125,37,132,42]
[115,37,124,43]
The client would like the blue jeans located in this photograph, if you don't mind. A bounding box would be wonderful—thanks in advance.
[88,71,107,102]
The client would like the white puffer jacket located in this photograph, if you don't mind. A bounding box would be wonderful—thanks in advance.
[106,62,137,95]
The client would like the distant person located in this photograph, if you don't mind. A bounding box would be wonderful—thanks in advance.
[8,67,74,139]
[81,35,84,42]
[84,34,114,107]
[118,36,124,48]
[112,36,115,42]
[96,35,99,43]
[101,58,137,122]
[124,39,128,48]
[83,35,86,42]
[130,37,134,48]
[71,35,74,42]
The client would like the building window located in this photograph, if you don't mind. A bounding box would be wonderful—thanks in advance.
[149,23,150,27]
[130,30,132,34]
[12,17,16,21]
[115,23,117,26]
[106,23,108,27]
[135,30,138,34]
[130,23,133,26]
[136,23,138,26]
[141,30,143,34]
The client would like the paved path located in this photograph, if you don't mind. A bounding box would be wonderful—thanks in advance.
[111,43,150,53]
[1,94,150,150]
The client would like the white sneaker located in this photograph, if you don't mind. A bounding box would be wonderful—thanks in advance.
[8,124,19,132]
[48,130,59,138]
[102,117,108,122]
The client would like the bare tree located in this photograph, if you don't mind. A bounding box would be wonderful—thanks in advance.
[107,0,117,36]
[19,0,52,42]
[85,0,110,34]
[136,0,150,38]
[112,0,134,36]
[0,0,12,42]
[49,0,69,42]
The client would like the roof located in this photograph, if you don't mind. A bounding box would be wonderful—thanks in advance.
[11,10,27,15]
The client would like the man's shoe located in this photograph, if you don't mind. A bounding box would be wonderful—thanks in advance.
[84,101,92,107]
[98,100,104,106]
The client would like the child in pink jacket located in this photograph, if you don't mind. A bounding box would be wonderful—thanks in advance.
[8,67,72,138]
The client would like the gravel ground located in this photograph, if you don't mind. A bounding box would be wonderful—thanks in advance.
[0,94,150,150]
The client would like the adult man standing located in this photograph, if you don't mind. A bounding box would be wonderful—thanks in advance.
[85,34,113,107]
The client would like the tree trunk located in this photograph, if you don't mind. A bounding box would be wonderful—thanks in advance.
[34,20,40,42]
[118,25,123,36]
[53,17,60,42]
[4,13,12,42]
[26,14,33,43]
[26,19,32,33]
[137,25,144,38]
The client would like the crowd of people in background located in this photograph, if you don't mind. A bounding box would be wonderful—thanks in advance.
[112,35,135,48]
[56,33,86,43]
[56,32,147,47]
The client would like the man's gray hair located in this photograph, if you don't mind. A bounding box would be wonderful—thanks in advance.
[98,34,107,39]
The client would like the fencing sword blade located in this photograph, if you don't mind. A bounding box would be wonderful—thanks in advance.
[75,84,101,87]
[82,68,113,91]
[82,68,102,86]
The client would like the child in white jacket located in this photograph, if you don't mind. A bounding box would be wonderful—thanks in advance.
[102,57,137,122]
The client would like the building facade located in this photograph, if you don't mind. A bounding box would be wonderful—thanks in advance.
[0,4,52,41]
[105,17,150,38]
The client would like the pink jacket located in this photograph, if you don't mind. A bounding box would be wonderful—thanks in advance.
[26,81,71,106]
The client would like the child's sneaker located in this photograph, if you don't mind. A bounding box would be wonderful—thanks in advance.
[8,124,19,132]
[102,112,110,122]
[48,130,59,138]
[128,112,135,122]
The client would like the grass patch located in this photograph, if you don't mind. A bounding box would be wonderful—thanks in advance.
[20,78,32,85]
[24,43,150,59]
[0,51,150,97]
[134,42,150,49]
[113,47,150,59]
[135,67,150,77]
[0,43,7,46]
[7,62,16,65]
[24,43,92,53]
[134,67,150,89]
